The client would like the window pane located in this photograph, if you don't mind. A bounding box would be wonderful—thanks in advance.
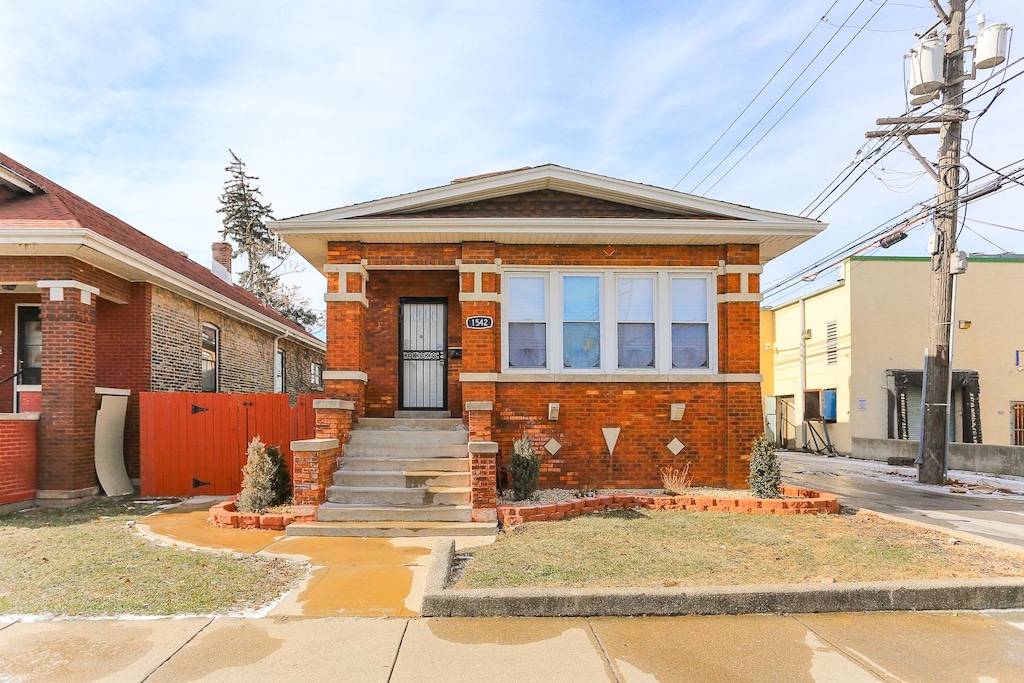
[563,322,600,368]
[617,277,654,322]
[508,323,546,368]
[618,323,655,368]
[672,278,707,322]
[563,276,600,321]
[672,323,709,369]
[508,276,545,321]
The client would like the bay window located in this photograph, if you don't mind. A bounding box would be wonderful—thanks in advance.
[503,269,716,374]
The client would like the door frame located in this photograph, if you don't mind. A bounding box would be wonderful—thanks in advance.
[397,297,448,411]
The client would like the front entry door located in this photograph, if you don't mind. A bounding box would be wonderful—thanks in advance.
[399,299,447,410]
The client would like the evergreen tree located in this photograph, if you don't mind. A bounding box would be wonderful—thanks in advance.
[217,150,321,330]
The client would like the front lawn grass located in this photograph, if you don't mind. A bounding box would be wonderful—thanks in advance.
[0,497,303,616]
[455,509,1024,589]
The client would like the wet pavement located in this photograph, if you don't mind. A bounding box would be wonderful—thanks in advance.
[3,611,1024,681]
[781,451,1024,548]
[137,499,469,618]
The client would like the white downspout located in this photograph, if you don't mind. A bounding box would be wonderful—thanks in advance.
[799,297,807,450]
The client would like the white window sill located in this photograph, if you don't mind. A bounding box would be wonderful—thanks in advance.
[460,372,761,383]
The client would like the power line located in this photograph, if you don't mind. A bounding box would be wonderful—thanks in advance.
[689,0,874,193]
[702,2,888,195]
[671,0,841,190]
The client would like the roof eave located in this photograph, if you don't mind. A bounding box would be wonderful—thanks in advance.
[0,228,325,351]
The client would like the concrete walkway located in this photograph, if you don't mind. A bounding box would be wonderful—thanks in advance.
[3,610,1024,681]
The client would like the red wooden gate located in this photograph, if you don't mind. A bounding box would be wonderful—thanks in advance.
[140,393,316,497]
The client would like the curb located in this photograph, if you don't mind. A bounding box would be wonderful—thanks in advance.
[420,538,1024,618]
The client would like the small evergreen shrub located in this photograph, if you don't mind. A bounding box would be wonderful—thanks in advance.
[237,436,277,513]
[266,445,292,506]
[749,434,782,499]
[508,433,541,501]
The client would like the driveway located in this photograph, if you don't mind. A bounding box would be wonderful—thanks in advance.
[781,451,1024,548]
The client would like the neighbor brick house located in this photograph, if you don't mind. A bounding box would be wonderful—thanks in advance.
[272,165,823,518]
[0,152,325,508]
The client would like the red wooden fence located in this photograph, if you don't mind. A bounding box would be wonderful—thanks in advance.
[140,393,317,497]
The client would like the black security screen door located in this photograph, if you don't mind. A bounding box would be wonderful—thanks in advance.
[399,299,447,410]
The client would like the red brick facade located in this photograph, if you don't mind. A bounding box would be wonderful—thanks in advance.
[321,240,763,491]
[0,416,38,507]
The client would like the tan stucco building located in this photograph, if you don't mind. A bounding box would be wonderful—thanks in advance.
[762,255,1024,474]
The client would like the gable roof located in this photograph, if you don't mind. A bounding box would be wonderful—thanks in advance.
[0,152,323,350]
[271,164,825,268]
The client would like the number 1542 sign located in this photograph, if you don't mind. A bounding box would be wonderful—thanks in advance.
[466,316,493,329]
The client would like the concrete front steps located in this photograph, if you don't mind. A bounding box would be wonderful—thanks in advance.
[289,417,496,538]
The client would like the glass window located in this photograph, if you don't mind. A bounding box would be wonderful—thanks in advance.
[201,324,218,392]
[311,362,323,387]
[562,275,601,369]
[275,349,285,393]
[671,277,709,369]
[617,276,655,368]
[507,275,547,368]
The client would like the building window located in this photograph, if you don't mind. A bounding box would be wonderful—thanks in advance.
[671,276,709,369]
[506,275,547,368]
[201,324,219,392]
[826,320,838,366]
[274,348,285,393]
[562,274,601,369]
[502,269,716,374]
[617,275,655,368]
[311,361,323,388]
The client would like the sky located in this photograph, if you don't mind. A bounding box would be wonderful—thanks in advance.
[3,0,1023,321]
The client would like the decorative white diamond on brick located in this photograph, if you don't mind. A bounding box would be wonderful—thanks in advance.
[544,438,562,455]
[666,438,684,455]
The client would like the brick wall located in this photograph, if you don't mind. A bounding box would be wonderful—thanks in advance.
[371,189,704,219]
[325,240,762,489]
[0,255,132,303]
[0,416,37,506]
[363,271,461,416]
[280,337,324,400]
[150,286,323,401]
[492,381,760,489]
[96,282,151,478]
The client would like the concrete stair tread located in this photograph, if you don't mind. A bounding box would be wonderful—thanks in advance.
[328,486,472,494]
[354,417,464,431]
[286,520,496,537]
[320,503,472,510]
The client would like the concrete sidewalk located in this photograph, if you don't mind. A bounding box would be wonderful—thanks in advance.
[3,610,1024,682]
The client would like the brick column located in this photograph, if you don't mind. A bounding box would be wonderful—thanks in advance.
[323,244,368,415]
[36,280,101,504]
[459,243,500,518]
[468,442,498,522]
[718,257,765,489]
[290,438,339,506]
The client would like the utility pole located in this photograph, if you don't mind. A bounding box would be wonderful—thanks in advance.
[920,0,965,485]
[866,0,970,484]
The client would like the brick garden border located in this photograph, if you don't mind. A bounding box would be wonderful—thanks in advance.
[497,485,839,527]
[208,498,318,531]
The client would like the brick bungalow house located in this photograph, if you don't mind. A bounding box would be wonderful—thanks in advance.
[271,165,823,527]
[0,152,325,509]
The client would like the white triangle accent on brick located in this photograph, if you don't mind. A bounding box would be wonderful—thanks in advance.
[602,427,620,455]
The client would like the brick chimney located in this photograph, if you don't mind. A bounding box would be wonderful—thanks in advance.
[212,242,233,277]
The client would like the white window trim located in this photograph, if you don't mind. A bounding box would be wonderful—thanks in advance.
[501,268,718,375]
[201,323,219,393]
